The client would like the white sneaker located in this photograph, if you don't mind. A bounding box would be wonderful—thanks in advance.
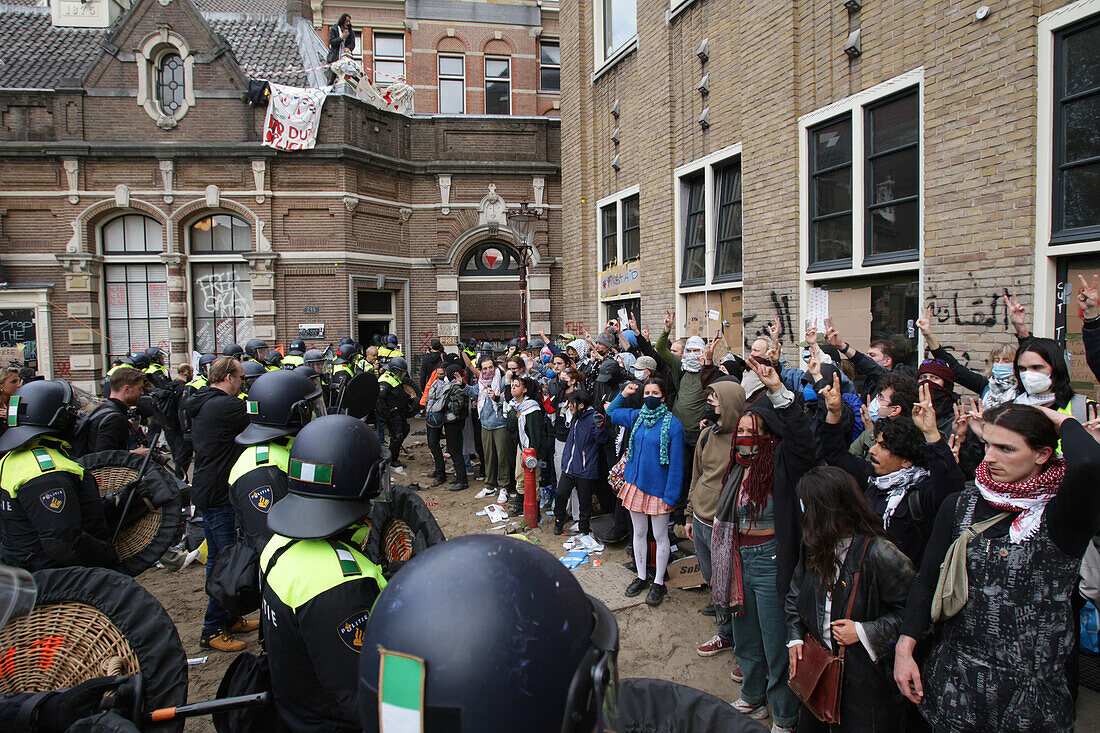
[731,698,769,720]
[771,724,796,733]
[475,487,495,499]
[497,488,509,504]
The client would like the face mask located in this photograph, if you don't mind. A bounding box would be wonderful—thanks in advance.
[643,395,662,410]
[867,396,884,422]
[704,405,719,424]
[734,434,767,466]
[921,380,952,405]
[541,354,551,363]
[802,384,818,403]
[634,368,649,380]
[1020,370,1052,395]
[991,363,1014,381]
[682,352,702,372]
[545,369,555,380]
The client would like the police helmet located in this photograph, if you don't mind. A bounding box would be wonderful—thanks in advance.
[370,334,383,347]
[144,347,166,364]
[198,352,217,377]
[340,337,355,346]
[223,343,245,359]
[268,415,388,539]
[242,359,266,385]
[288,339,307,355]
[0,379,80,453]
[358,535,619,733]
[244,338,269,360]
[335,342,359,363]
[528,338,546,351]
[264,351,284,369]
[384,334,398,347]
[464,337,478,349]
[386,356,407,374]
[294,363,322,385]
[507,337,520,349]
[129,354,151,371]
[237,370,325,446]
[303,349,326,365]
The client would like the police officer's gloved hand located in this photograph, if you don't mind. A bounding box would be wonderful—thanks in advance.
[101,491,151,530]
[35,676,131,732]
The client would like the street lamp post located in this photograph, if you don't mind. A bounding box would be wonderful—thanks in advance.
[506,200,541,341]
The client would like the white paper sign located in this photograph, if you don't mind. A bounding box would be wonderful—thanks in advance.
[707,309,720,322]
[617,308,629,327]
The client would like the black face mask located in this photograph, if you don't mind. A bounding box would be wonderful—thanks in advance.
[703,405,719,425]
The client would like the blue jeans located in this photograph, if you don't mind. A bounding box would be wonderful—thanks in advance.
[691,515,733,643]
[203,504,238,633]
[376,420,386,446]
[730,539,799,728]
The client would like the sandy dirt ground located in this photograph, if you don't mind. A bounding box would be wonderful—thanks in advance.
[135,417,1100,732]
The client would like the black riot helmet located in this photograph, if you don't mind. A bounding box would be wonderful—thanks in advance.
[386,356,407,375]
[244,338,270,361]
[370,334,383,347]
[264,351,283,369]
[335,342,359,364]
[144,347,166,365]
[0,379,81,452]
[237,370,325,446]
[267,414,389,539]
[303,349,326,366]
[242,359,266,388]
[294,363,322,386]
[358,535,620,733]
[198,352,218,377]
[223,343,245,360]
[384,334,398,347]
[129,353,151,371]
[288,339,307,355]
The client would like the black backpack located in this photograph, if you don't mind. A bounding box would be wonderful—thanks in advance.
[150,382,185,433]
[69,402,114,458]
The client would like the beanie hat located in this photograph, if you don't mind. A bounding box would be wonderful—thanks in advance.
[917,359,955,391]
[622,329,638,348]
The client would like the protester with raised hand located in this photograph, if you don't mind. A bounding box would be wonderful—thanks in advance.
[819,376,963,566]
[786,467,915,731]
[894,403,1100,732]
[916,307,1017,409]
[848,373,919,460]
[1077,273,1100,385]
[824,318,914,402]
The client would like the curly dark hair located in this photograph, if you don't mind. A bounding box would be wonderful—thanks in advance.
[872,415,925,467]
[877,372,918,414]
[797,467,893,592]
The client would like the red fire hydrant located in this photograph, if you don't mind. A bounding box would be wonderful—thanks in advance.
[522,447,539,528]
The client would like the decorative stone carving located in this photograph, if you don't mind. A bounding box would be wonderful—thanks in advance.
[114,184,129,208]
[477,184,507,226]
[251,160,266,203]
[399,208,412,222]
[158,160,174,203]
[204,184,219,208]
[532,176,545,209]
[344,196,358,213]
[65,220,81,253]
[63,160,79,204]
[256,220,272,253]
[438,174,451,215]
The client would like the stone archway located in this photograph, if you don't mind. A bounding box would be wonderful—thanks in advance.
[457,240,524,347]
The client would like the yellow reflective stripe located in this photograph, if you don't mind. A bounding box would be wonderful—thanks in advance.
[228,441,292,485]
[0,443,84,497]
[261,535,387,611]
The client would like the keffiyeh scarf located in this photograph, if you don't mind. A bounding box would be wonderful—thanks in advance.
[870,465,930,529]
[974,457,1066,543]
[509,398,541,450]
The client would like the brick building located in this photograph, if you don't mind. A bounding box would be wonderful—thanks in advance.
[0,0,561,392]
[559,0,1100,393]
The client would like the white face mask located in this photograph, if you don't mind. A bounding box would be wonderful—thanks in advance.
[634,368,649,380]
[682,351,703,373]
[867,397,884,423]
[1020,370,1053,395]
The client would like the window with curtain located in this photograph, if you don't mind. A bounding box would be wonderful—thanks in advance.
[102,215,168,354]
[681,174,706,284]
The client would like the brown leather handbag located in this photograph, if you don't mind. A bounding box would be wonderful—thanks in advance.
[787,537,872,725]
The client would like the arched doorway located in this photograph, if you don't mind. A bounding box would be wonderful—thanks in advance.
[458,241,523,348]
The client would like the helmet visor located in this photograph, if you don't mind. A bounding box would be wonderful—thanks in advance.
[560,596,620,733]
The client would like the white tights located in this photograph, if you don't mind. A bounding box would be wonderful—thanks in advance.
[629,510,670,585]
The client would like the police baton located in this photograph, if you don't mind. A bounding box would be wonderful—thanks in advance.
[110,423,163,545]
[145,692,268,723]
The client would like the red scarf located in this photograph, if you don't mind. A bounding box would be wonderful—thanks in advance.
[973,457,1065,543]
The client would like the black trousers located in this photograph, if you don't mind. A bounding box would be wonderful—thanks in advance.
[383,414,408,466]
[555,473,596,533]
[428,422,467,483]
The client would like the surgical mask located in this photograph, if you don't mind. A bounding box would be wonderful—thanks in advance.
[545,369,555,380]
[644,395,662,410]
[541,354,551,363]
[991,363,1014,381]
[802,384,818,403]
[682,352,702,373]
[703,405,719,424]
[1020,370,1052,395]
[867,396,884,422]
[734,435,767,466]
[634,368,650,380]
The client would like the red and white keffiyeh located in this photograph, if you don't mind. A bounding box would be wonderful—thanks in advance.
[973,457,1066,543]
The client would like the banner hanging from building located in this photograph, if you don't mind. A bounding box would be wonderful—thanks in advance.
[263,83,332,151]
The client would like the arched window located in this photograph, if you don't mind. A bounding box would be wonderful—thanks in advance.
[101,215,169,358]
[157,53,185,116]
[189,214,253,354]
[459,241,520,275]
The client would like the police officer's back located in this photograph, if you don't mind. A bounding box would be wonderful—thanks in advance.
[0,380,118,571]
[282,339,307,368]
[376,357,412,468]
[260,415,388,732]
[228,370,323,550]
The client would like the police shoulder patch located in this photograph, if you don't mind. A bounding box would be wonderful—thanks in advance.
[338,609,371,653]
[248,485,273,513]
[40,489,65,513]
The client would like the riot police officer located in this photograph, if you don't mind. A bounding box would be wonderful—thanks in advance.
[264,351,284,372]
[223,343,245,361]
[329,342,358,406]
[358,534,619,733]
[241,360,266,394]
[260,414,388,732]
[143,347,170,386]
[0,380,119,571]
[376,356,412,469]
[228,370,324,550]
[283,339,308,368]
[189,353,217,390]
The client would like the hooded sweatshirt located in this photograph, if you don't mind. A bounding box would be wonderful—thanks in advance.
[688,381,747,524]
[187,386,249,509]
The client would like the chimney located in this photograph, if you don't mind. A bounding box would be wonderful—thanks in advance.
[286,0,313,24]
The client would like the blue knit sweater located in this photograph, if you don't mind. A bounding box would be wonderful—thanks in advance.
[608,394,686,506]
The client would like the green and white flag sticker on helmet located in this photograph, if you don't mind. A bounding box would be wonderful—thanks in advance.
[7,395,18,426]
[246,400,260,415]
[378,649,425,733]
[289,458,333,484]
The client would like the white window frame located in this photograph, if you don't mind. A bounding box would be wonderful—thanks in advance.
[539,40,561,93]
[99,214,170,362]
[1034,0,1100,334]
[353,30,364,62]
[484,56,511,115]
[592,0,638,81]
[0,288,53,381]
[185,213,255,356]
[437,53,465,114]
[372,31,406,85]
[595,184,640,307]
[797,68,925,341]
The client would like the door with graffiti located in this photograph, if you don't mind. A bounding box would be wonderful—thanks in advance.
[1055,256,1100,399]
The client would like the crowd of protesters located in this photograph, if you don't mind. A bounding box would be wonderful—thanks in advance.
[424,276,1100,732]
